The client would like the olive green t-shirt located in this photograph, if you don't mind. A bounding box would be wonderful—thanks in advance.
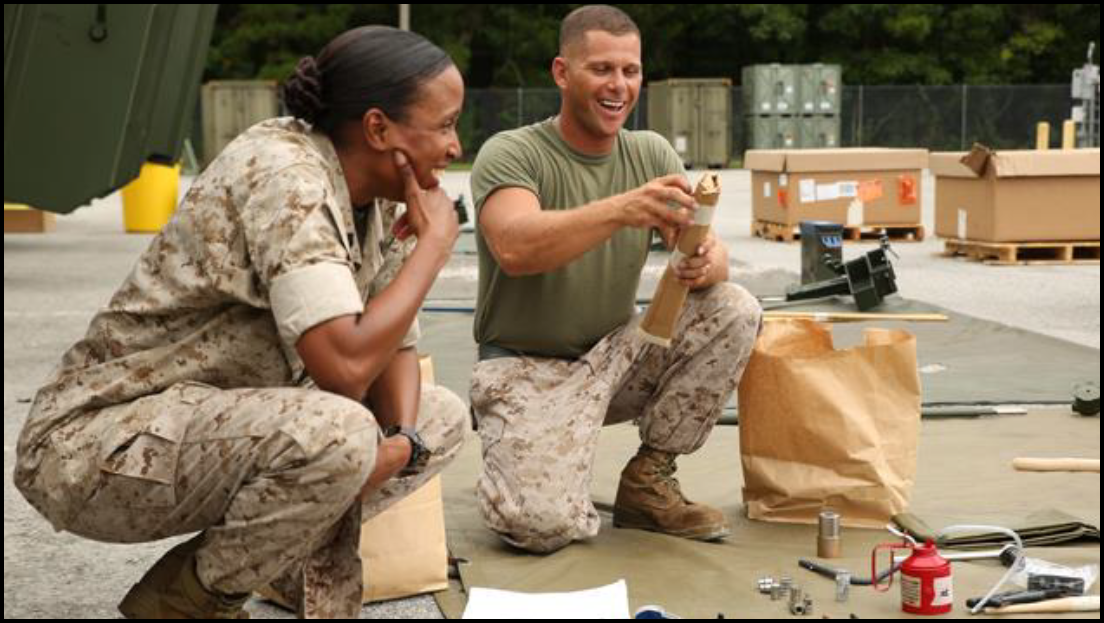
[470,117,685,358]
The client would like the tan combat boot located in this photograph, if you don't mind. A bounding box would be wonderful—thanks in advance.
[118,533,249,619]
[613,445,730,541]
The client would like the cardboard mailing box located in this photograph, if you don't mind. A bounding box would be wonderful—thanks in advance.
[931,148,1100,242]
[745,148,928,227]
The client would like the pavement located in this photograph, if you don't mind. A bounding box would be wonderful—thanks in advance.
[4,169,1099,618]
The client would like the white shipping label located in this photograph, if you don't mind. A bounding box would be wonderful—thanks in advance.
[932,576,954,607]
[901,573,952,609]
[957,209,967,240]
[674,135,688,154]
[816,182,840,201]
[779,174,788,187]
[846,199,863,226]
[763,182,772,198]
[799,179,816,203]
[838,181,858,198]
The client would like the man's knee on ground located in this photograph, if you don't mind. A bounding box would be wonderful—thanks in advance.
[482,501,580,554]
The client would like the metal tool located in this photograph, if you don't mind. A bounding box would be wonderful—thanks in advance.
[1072,381,1100,415]
[799,221,844,284]
[835,571,851,603]
[983,595,1099,615]
[966,587,1078,609]
[1028,574,1086,594]
[785,233,899,311]
[799,559,901,586]
[818,509,841,558]
[788,586,813,615]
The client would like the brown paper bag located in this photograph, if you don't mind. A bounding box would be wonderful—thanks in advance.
[358,354,448,602]
[359,475,448,602]
[737,319,921,528]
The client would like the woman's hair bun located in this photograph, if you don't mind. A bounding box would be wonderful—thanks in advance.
[282,55,325,124]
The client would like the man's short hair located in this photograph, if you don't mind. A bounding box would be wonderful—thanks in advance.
[559,5,640,54]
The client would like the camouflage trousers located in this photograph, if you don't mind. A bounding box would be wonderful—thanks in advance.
[29,381,467,618]
[469,282,762,553]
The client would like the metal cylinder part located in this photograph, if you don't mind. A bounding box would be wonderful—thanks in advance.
[835,571,851,602]
[818,509,841,558]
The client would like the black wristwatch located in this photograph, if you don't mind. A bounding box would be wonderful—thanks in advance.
[383,425,431,477]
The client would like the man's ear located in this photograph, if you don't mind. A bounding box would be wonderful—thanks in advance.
[361,109,391,151]
[552,56,569,90]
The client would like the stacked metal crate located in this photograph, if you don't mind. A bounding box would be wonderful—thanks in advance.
[647,78,732,169]
[743,64,841,151]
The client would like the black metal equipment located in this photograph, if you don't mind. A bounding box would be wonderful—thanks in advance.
[800,221,844,284]
[786,221,899,311]
[1072,382,1100,416]
[454,194,470,226]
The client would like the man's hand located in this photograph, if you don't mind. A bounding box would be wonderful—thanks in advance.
[361,434,412,497]
[612,174,696,244]
[672,229,728,290]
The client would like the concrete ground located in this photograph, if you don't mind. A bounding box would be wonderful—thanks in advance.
[4,169,1099,618]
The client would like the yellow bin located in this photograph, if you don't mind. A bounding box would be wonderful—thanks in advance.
[122,162,181,232]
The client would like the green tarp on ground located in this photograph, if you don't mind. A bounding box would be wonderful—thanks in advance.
[433,409,1100,619]
[418,296,1100,407]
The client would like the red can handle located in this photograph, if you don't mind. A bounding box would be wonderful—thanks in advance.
[871,542,912,592]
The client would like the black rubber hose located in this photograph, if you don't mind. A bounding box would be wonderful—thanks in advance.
[798,558,904,586]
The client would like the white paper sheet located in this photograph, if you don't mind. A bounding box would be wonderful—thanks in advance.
[462,579,630,619]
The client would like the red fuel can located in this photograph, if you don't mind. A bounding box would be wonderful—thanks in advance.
[873,539,953,615]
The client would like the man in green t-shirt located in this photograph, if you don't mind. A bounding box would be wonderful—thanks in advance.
[469,5,762,553]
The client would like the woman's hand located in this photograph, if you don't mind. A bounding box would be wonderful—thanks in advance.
[360,434,412,497]
[390,150,459,263]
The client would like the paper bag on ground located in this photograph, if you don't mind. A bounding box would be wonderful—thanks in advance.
[358,353,448,602]
[359,475,448,602]
[737,319,921,528]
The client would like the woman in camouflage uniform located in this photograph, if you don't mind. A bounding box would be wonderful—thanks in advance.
[15,25,466,618]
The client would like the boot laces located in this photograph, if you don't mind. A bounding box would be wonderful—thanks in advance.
[654,455,687,501]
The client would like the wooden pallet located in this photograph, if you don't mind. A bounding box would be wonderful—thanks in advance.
[752,220,925,243]
[4,204,55,233]
[942,238,1101,265]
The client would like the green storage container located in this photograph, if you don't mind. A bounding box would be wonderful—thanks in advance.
[745,116,799,150]
[4,4,217,213]
[647,78,731,168]
[201,81,281,166]
[798,63,841,115]
[742,64,798,115]
[799,115,841,148]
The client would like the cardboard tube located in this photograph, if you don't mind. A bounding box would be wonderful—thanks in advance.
[638,173,720,347]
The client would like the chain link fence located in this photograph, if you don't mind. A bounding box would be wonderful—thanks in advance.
[458,85,1075,164]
